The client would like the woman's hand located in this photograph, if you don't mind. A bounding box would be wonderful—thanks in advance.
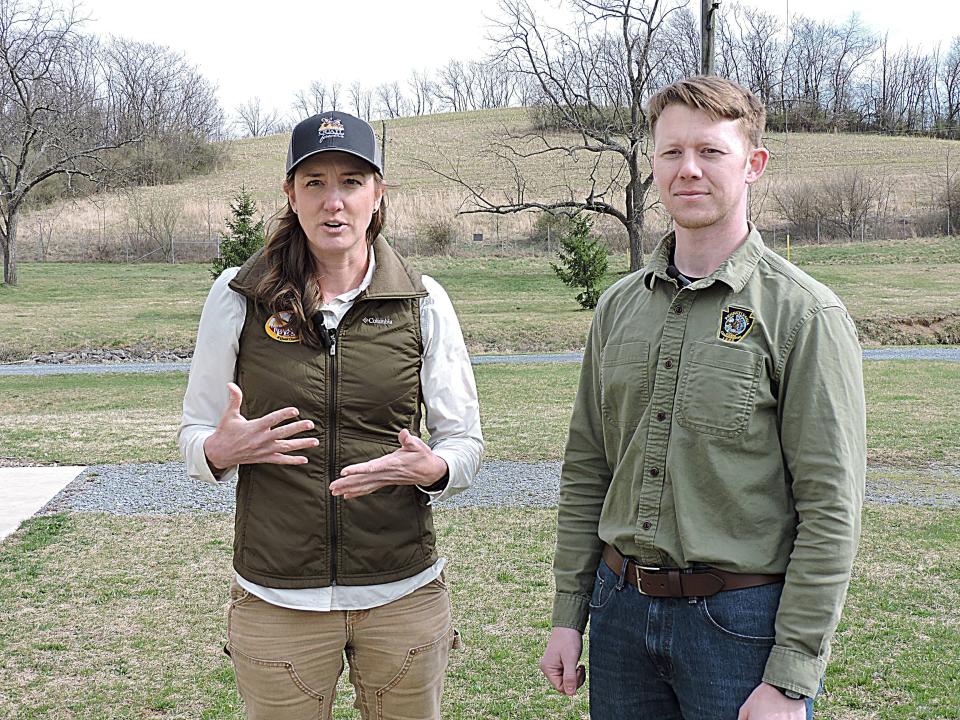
[330,428,448,499]
[203,383,319,472]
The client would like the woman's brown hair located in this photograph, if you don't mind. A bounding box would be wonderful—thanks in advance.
[253,173,387,348]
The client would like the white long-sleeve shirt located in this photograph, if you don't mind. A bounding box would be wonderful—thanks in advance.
[178,248,483,610]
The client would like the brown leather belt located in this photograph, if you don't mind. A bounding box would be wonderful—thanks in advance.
[602,545,784,598]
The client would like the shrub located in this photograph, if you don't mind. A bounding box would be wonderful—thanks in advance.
[211,188,265,278]
[551,213,608,310]
[421,217,456,255]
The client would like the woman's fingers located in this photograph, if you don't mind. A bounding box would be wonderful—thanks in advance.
[253,406,302,432]
[268,418,315,440]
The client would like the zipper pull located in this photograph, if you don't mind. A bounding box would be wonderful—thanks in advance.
[329,328,337,356]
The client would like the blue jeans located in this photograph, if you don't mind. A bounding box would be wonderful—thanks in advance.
[588,558,815,719]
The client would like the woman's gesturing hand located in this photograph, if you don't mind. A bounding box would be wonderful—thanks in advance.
[203,382,319,472]
[330,428,448,499]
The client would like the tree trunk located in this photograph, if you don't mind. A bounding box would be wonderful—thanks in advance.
[2,207,17,286]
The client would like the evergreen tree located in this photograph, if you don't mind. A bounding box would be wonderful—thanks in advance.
[210,188,265,279]
[550,213,609,310]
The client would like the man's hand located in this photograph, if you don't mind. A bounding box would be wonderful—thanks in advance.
[539,626,586,696]
[203,383,318,471]
[738,682,807,720]
[330,428,447,500]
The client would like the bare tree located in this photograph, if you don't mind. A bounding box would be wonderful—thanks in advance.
[293,81,328,118]
[233,96,281,137]
[407,70,436,116]
[423,0,687,272]
[349,81,373,120]
[104,37,223,183]
[0,0,139,285]
[328,81,341,111]
[941,38,960,126]
[376,81,406,119]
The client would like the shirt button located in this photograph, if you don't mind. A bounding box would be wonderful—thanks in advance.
[673,305,684,315]
[642,521,652,530]
[650,467,660,477]
[664,359,674,369]
[656,411,666,422]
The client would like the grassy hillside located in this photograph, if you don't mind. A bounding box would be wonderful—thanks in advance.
[17,107,959,261]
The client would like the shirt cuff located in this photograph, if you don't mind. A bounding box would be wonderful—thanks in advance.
[416,466,449,499]
[552,592,590,634]
[762,644,827,699]
[421,447,471,504]
[185,430,238,485]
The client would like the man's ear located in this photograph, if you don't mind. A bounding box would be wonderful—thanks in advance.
[746,147,769,185]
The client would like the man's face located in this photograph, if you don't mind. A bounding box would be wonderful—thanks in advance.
[652,104,767,232]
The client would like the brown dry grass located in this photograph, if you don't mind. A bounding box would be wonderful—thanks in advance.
[17,108,959,261]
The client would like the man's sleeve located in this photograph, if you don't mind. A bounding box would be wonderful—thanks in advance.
[551,305,613,633]
[764,305,866,698]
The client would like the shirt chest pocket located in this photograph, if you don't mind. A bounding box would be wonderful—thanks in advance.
[600,340,650,429]
[676,341,763,438]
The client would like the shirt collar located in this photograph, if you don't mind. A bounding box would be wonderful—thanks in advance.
[643,223,765,293]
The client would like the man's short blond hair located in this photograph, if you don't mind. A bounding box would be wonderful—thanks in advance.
[647,76,766,149]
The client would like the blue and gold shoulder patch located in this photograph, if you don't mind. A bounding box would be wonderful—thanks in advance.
[719,306,755,343]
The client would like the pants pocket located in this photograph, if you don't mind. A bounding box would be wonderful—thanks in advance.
[228,644,326,720]
[698,582,782,643]
[374,624,453,719]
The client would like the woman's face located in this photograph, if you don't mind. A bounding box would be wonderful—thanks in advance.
[284,151,383,262]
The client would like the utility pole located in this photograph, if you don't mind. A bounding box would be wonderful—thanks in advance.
[701,0,720,75]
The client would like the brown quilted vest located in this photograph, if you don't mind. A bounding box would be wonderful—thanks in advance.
[226,237,435,588]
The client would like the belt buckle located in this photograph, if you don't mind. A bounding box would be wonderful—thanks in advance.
[634,564,662,595]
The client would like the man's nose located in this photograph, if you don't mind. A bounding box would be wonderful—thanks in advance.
[678,152,702,179]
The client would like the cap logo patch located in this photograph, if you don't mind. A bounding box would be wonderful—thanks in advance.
[265,311,300,342]
[362,316,394,327]
[317,117,345,143]
[719,306,755,343]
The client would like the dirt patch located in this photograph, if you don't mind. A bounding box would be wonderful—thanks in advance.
[856,313,960,346]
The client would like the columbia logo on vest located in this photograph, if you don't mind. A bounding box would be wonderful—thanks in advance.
[362,317,394,326]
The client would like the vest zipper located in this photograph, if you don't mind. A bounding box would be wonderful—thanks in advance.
[327,328,338,584]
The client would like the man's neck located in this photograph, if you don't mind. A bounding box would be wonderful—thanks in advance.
[313,243,371,303]
[673,218,750,279]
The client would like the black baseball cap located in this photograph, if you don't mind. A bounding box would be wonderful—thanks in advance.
[285,111,383,176]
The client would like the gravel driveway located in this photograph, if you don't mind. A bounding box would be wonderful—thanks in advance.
[40,461,959,514]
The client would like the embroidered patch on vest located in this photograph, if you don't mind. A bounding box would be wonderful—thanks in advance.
[317,117,345,143]
[362,316,394,327]
[265,311,300,342]
[719,306,755,343]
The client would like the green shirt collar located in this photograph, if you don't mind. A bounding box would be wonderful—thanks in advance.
[643,224,765,293]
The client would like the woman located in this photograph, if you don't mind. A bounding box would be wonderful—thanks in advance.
[178,111,483,720]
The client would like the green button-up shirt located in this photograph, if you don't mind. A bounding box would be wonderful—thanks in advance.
[551,227,866,698]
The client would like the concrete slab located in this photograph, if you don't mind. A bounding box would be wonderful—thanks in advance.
[0,466,86,542]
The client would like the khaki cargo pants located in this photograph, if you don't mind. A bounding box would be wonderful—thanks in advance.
[225,577,459,720]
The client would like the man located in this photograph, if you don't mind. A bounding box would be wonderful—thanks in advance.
[539,76,865,720]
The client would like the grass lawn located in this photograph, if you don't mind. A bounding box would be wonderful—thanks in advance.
[0,504,956,719]
[0,360,957,469]
[2,238,960,361]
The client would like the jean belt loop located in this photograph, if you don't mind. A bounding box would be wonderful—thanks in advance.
[616,557,629,591]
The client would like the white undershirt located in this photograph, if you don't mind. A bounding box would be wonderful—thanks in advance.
[177,248,483,610]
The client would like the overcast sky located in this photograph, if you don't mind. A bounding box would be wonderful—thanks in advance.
[80,0,957,118]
